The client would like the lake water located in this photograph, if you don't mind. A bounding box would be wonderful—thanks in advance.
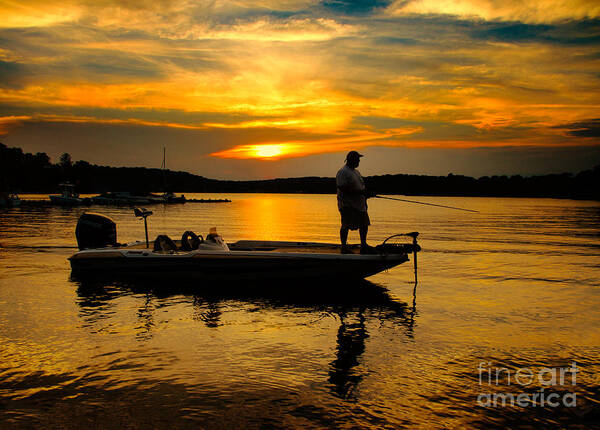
[1,194,599,428]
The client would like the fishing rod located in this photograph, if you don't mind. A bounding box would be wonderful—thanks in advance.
[374,195,479,213]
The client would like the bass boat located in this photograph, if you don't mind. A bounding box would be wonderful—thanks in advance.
[69,211,421,281]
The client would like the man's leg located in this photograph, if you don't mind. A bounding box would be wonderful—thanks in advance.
[340,227,349,249]
[359,225,368,247]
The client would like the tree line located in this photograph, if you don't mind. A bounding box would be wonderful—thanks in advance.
[1,143,598,199]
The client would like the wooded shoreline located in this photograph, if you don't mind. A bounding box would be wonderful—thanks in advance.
[2,143,598,200]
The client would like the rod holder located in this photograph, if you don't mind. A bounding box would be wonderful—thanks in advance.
[134,207,153,248]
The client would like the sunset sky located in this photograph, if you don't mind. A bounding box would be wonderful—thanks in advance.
[1,0,599,179]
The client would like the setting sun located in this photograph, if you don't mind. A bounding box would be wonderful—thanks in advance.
[252,144,288,158]
[211,143,300,160]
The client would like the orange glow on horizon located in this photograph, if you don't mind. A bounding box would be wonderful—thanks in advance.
[211,128,424,160]
[212,143,298,160]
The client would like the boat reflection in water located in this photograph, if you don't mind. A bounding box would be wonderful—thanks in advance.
[72,274,418,400]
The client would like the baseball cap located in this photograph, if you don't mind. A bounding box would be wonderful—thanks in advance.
[345,150,364,161]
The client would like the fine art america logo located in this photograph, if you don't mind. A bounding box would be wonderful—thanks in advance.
[477,362,578,408]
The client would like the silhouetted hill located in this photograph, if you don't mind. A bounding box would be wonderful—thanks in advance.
[1,143,598,200]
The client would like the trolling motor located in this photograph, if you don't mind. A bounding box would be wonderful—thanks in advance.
[377,232,421,283]
[134,207,153,248]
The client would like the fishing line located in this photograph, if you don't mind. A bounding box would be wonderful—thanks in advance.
[374,195,479,213]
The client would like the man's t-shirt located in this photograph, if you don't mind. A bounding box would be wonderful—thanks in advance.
[336,164,367,212]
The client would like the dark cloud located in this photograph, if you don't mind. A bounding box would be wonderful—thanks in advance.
[470,19,600,45]
[554,118,600,138]
[472,23,553,42]
[352,116,540,142]
[0,60,25,89]
[203,8,300,25]
[78,56,164,80]
[0,103,270,126]
[0,53,164,85]
[354,116,423,129]
[321,0,393,16]
[109,28,158,41]
[372,36,418,45]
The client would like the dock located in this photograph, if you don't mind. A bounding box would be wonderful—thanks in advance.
[12,197,231,208]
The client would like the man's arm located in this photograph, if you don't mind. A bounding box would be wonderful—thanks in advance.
[337,184,376,197]
[337,184,363,194]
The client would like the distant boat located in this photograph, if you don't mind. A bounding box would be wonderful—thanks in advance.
[0,192,21,208]
[158,147,186,203]
[160,191,186,204]
[69,212,421,281]
[49,183,90,206]
[91,191,151,205]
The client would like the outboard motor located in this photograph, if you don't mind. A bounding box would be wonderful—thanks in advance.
[75,213,117,250]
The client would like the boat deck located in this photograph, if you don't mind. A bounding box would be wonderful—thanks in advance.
[229,243,358,254]
[120,240,363,255]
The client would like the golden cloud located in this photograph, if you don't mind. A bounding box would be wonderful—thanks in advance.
[0,2,82,28]
[0,115,32,135]
[388,0,600,23]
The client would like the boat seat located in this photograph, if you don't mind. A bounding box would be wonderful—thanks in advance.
[153,235,178,253]
[181,231,203,251]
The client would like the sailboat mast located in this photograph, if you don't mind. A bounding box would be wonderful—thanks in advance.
[161,147,166,192]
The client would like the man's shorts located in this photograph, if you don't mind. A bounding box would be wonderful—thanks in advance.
[340,207,370,231]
